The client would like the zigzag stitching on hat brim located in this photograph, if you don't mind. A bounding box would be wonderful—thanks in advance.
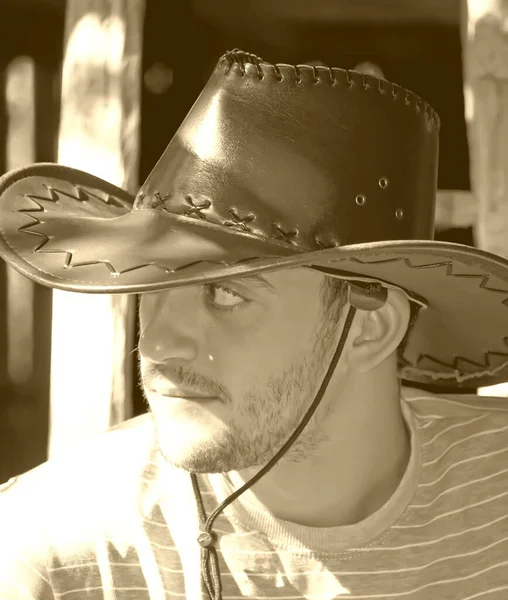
[347,255,508,306]
[19,185,305,253]
[347,256,508,382]
[12,188,129,257]
[14,194,277,277]
[21,183,131,210]
[12,192,508,384]
[400,358,508,385]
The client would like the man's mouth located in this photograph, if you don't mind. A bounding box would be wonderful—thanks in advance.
[151,385,217,401]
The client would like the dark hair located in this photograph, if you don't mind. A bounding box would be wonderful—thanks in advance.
[320,276,348,321]
[319,276,420,366]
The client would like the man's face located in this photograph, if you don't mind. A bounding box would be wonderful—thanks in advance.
[138,268,340,474]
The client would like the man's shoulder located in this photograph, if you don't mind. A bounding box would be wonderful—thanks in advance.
[1,413,154,494]
[402,385,508,420]
[0,413,156,544]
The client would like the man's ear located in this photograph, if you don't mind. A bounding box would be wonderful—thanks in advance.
[347,287,410,373]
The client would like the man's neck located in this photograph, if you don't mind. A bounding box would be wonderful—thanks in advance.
[224,368,411,528]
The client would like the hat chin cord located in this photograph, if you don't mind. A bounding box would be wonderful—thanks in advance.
[189,282,387,600]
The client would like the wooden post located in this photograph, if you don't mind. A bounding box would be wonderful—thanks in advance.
[435,190,476,231]
[5,57,36,388]
[49,0,145,456]
[461,0,508,258]
[461,0,508,397]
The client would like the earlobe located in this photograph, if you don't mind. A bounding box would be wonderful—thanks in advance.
[348,288,410,373]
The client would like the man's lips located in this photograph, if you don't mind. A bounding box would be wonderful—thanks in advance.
[150,386,218,400]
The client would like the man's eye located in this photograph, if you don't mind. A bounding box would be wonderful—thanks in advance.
[205,284,246,311]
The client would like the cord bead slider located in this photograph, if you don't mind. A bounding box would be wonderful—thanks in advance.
[198,530,217,548]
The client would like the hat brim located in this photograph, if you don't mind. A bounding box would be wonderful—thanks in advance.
[2,163,508,389]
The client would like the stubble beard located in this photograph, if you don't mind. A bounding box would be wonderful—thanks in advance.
[145,311,339,474]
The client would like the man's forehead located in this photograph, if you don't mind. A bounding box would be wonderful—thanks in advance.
[224,267,323,289]
[138,268,324,300]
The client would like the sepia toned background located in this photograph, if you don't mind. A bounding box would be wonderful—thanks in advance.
[0,0,506,482]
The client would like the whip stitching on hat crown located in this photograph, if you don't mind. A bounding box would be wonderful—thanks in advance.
[219,49,440,131]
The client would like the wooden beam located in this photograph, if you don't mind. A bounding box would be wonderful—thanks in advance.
[193,0,461,25]
[49,0,145,457]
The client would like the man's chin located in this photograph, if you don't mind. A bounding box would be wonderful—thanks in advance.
[156,439,274,474]
[152,416,239,474]
[157,441,237,474]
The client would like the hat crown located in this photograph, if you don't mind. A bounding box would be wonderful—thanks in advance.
[135,49,440,251]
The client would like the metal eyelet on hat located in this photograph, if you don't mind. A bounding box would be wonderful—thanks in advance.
[395,208,404,220]
[355,194,366,206]
[379,177,389,189]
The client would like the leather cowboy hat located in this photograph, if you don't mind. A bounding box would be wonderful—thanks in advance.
[1,49,508,389]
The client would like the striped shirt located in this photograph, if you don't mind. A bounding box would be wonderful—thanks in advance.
[2,386,508,599]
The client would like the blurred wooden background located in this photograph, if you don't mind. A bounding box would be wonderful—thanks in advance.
[1,0,506,482]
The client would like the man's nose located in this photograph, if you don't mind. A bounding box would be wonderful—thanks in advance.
[138,288,200,362]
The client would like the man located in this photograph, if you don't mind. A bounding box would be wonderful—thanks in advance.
[1,49,508,599]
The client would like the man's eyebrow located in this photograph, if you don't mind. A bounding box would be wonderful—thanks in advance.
[225,274,278,294]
